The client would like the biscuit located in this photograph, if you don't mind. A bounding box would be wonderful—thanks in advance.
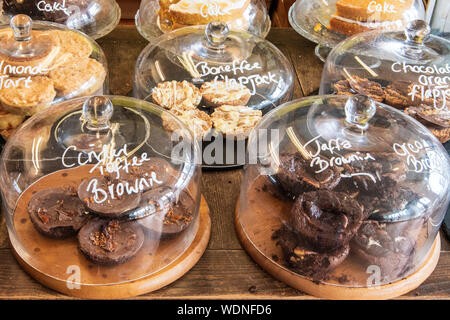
[0,110,25,130]
[0,30,60,76]
[201,80,251,108]
[162,105,212,139]
[152,80,201,110]
[49,57,106,98]
[52,30,93,64]
[0,76,56,116]
[211,105,262,139]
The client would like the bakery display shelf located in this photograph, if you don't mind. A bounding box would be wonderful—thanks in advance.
[0,26,448,300]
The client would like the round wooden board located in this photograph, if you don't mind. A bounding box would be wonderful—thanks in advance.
[235,202,441,300]
[12,196,211,299]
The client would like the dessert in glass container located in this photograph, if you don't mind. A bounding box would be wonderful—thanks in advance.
[288,0,425,61]
[236,94,449,299]
[0,95,210,298]
[136,0,271,42]
[0,14,107,139]
[133,21,294,167]
[1,0,120,38]
[320,20,450,144]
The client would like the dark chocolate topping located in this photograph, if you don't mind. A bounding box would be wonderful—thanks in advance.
[78,218,144,266]
[28,187,90,239]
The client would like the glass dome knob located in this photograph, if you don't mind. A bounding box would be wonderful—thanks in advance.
[205,21,229,48]
[405,19,430,44]
[81,96,114,131]
[345,95,376,131]
[10,14,32,42]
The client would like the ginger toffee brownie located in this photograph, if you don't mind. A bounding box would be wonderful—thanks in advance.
[28,186,90,239]
[78,175,142,218]
[78,218,145,266]
[140,189,197,239]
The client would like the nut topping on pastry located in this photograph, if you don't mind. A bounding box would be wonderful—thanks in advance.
[152,80,202,110]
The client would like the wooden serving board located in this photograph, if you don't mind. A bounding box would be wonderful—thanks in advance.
[10,166,211,299]
[235,176,441,300]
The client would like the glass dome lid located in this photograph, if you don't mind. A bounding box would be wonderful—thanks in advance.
[0,14,107,139]
[136,0,271,42]
[320,20,450,144]
[236,94,449,290]
[134,21,294,116]
[0,95,203,292]
[0,0,120,39]
[289,0,425,60]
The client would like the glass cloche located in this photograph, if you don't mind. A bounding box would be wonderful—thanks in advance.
[0,95,208,298]
[289,0,425,61]
[133,22,294,167]
[236,94,449,299]
[136,0,271,42]
[0,0,120,39]
[320,20,450,145]
[0,14,107,140]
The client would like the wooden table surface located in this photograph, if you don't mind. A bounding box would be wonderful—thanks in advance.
[0,26,449,300]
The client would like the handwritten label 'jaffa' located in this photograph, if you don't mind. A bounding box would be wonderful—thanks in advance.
[303,135,378,183]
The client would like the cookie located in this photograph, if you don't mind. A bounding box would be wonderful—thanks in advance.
[200,80,251,108]
[290,190,365,251]
[28,187,90,239]
[78,176,142,218]
[0,76,56,116]
[333,76,385,102]
[0,110,25,130]
[52,30,93,63]
[140,190,196,239]
[152,80,201,110]
[273,224,350,281]
[0,30,60,76]
[351,220,415,281]
[211,105,262,139]
[273,152,341,198]
[49,56,106,98]
[162,106,212,139]
[78,218,144,266]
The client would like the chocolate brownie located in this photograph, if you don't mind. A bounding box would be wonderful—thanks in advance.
[78,218,144,266]
[140,190,196,239]
[273,152,341,198]
[341,152,407,195]
[274,224,349,281]
[28,187,90,239]
[128,158,177,193]
[333,76,385,102]
[351,220,416,281]
[78,176,141,218]
[290,190,364,251]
